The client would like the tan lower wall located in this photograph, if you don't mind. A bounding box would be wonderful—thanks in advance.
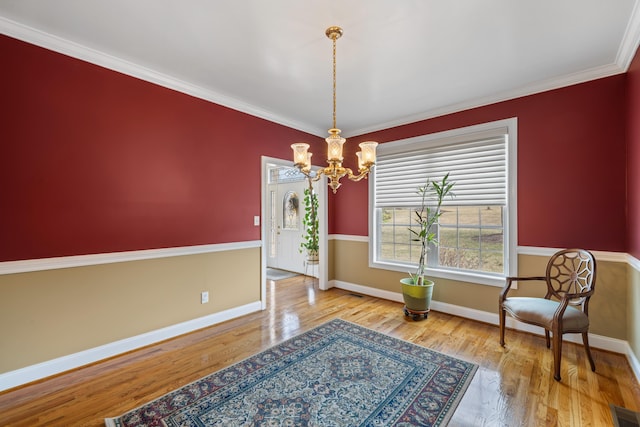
[0,247,261,373]
[328,239,335,281]
[630,265,640,361]
[332,239,628,341]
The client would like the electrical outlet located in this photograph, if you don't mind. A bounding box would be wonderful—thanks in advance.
[201,291,209,304]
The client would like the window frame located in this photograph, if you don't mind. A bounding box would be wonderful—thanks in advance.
[368,118,518,287]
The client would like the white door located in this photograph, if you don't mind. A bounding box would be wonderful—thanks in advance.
[266,167,314,274]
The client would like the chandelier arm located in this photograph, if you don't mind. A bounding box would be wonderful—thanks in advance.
[310,169,325,182]
[297,167,325,182]
[347,167,373,182]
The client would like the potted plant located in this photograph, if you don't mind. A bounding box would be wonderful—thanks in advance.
[300,177,319,264]
[401,173,455,319]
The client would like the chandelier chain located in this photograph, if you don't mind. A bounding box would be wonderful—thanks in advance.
[332,34,337,130]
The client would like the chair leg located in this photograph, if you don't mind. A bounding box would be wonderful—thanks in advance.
[582,332,596,372]
[544,330,551,349]
[552,332,562,381]
[499,307,506,347]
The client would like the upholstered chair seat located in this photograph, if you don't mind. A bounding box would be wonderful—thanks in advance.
[502,297,590,331]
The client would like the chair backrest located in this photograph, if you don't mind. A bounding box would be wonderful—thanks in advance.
[545,249,596,307]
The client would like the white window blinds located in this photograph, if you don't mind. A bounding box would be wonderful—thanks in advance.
[374,129,507,207]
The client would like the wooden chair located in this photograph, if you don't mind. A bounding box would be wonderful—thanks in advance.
[499,248,597,381]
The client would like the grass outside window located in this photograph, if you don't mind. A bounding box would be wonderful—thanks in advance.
[378,206,504,274]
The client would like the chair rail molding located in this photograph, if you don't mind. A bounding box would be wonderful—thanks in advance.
[0,241,262,275]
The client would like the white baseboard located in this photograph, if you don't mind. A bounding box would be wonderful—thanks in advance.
[329,279,640,384]
[4,278,639,392]
[627,343,640,384]
[0,301,262,392]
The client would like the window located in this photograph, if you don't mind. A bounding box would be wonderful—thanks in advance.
[369,118,517,286]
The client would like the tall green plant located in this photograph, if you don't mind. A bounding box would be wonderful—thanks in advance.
[409,173,455,285]
[300,177,319,253]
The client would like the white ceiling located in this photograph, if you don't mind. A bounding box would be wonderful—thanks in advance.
[2,1,640,137]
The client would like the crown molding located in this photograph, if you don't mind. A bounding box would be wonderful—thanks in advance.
[3,11,637,141]
[0,17,325,137]
[346,62,625,138]
[616,0,640,71]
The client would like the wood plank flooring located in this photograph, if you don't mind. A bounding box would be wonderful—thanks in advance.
[0,275,639,426]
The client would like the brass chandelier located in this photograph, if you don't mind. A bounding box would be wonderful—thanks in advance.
[291,26,378,193]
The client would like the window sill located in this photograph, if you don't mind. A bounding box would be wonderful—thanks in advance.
[370,260,506,287]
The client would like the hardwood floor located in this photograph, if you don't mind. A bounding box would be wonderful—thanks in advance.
[1,275,638,426]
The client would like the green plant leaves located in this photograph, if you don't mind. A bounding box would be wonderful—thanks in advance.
[300,178,319,253]
[408,173,455,281]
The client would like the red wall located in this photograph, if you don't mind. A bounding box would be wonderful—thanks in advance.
[628,48,640,259]
[0,35,322,262]
[1,34,632,260]
[331,76,628,252]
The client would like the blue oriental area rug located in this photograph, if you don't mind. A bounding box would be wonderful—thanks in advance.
[105,319,477,427]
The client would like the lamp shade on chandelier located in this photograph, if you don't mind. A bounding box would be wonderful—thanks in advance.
[291,26,378,193]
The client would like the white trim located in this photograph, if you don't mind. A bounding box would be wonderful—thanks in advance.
[628,253,640,271]
[368,118,518,285]
[332,235,635,268]
[328,234,369,243]
[627,343,640,386]
[330,279,638,382]
[328,280,402,303]
[346,63,625,138]
[0,17,325,137]
[2,14,636,142]
[261,156,329,291]
[0,241,262,275]
[517,246,629,263]
[0,301,262,392]
[329,234,640,271]
[507,120,519,278]
[616,0,640,71]
[334,242,640,382]
[516,246,566,257]
[433,298,629,354]
[625,254,640,384]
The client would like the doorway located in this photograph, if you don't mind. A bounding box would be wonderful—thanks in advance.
[260,157,328,307]
[265,176,310,274]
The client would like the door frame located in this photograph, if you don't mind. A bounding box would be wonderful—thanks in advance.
[260,156,329,309]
